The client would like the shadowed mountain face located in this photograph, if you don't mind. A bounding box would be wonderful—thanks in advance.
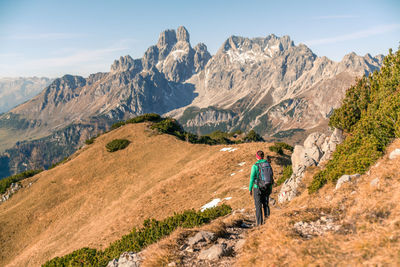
[0,27,382,177]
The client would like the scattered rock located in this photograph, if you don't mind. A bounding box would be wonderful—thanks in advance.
[294,216,341,239]
[188,231,216,246]
[370,178,380,187]
[198,243,227,260]
[106,252,142,267]
[335,174,360,190]
[235,239,246,251]
[389,149,400,160]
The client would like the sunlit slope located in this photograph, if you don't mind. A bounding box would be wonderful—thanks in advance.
[0,123,284,266]
[238,139,400,266]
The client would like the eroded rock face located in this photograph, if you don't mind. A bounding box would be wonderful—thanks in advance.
[279,129,345,203]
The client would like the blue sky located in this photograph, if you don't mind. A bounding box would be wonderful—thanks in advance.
[0,0,399,78]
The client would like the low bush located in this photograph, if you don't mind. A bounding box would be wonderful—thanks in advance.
[111,113,162,131]
[243,130,264,142]
[43,204,232,267]
[269,145,283,155]
[85,136,96,145]
[125,113,161,124]
[49,157,69,170]
[0,169,43,195]
[105,139,130,152]
[275,165,293,186]
[110,121,126,130]
[269,142,294,155]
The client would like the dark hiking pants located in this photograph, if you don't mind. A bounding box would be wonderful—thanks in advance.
[253,186,271,225]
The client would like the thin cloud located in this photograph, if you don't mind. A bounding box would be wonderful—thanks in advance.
[305,24,400,46]
[312,15,359,20]
[7,32,84,40]
[0,40,134,77]
[23,46,128,68]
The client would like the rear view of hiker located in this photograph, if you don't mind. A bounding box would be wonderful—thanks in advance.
[249,150,274,225]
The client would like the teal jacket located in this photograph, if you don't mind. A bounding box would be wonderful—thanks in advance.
[249,159,273,191]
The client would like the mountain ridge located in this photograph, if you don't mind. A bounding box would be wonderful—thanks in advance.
[0,26,383,177]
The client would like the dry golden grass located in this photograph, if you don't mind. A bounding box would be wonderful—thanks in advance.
[142,211,246,267]
[0,123,285,267]
[237,139,400,266]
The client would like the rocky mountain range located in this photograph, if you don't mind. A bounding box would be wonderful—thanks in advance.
[170,35,383,138]
[0,26,383,178]
[0,77,52,113]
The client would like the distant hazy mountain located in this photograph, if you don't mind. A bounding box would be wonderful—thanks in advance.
[0,26,383,177]
[0,77,52,113]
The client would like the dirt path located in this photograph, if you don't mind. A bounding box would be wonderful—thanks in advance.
[174,212,256,267]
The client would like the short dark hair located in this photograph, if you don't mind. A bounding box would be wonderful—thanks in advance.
[257,150,264,159]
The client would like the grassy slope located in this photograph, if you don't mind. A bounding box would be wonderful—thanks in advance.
[237,139,400,266]
[0,123,285,267]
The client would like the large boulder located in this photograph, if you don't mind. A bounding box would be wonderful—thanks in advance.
[279,129,345,203]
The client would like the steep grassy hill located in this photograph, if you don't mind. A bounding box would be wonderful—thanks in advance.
[0,122,287,266]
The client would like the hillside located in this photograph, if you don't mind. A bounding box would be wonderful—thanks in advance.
[0,122,287,267]
[237,139,400,266]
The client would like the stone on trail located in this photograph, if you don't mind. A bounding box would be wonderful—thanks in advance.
[188,231,216,246]
[370,178,380,187]
[198,243,227,260]
[389,148,400,160]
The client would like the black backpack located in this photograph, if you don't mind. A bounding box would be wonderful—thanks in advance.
[256,162,273,190]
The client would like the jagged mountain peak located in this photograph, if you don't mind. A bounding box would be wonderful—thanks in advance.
[177,25,190,42]
[220,34,295,53]
[110,55,135,73]
[157,29,177,47]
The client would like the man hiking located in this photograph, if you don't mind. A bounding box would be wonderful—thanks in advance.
[249,150,273,225]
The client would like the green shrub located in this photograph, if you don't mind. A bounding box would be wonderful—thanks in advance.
[111,121,126,130]
[85,136,96,145]
[276,165,293,186]
[150,118,183,135]
[269,142,293,155]
[269,145,283,155]
[105,139,130,152]
[309,47,400,193]
[43,204,232,267]
[110,113,162,131]
[0,169,43,194]
[275,142,294,152]
[49,157,69,170]
[244,130,264,142]
[126,113,161,124]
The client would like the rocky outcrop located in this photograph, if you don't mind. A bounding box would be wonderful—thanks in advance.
[0,183,22,203]
[278,129,345,203]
